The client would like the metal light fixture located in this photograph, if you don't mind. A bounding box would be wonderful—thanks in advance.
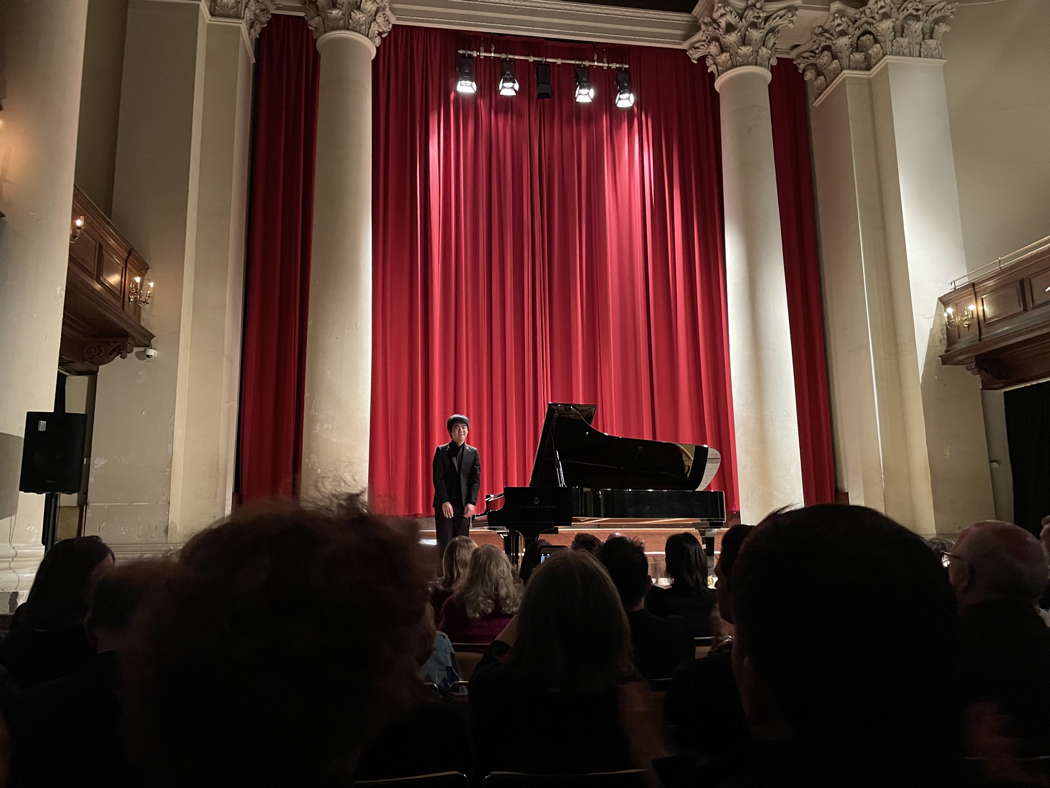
[944,302,977,330]
[615,70,635,109]
[574,67,595,104]
[70,216,85,244]
[498,59,519,96]
[456,55,477,95]
[129,275,154,306]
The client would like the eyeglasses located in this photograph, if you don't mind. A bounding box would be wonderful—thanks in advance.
[939,551,967,569]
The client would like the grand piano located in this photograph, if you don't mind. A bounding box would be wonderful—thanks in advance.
[478,403,726,556]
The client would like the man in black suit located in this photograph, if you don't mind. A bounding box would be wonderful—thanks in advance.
[433,414,480,555]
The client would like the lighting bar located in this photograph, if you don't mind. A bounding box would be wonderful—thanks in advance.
[457,48,630,71]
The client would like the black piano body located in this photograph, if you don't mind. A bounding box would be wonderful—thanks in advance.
[479,403,726,555]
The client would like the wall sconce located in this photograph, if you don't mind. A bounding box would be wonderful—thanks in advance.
[944,303,976,330]
[129,275,154,306]
[70,216,85,244]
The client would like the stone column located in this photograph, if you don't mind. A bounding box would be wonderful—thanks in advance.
[688,0,804,521]
[797,0,994,535]
[300,1,393,500]
[88,0,270,558]
[0,0,90,595]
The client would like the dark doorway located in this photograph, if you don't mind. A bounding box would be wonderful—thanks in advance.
[1004,380,1050,533]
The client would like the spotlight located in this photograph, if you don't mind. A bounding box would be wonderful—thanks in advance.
[615,70,635,109]
[536,62,552,99]
[498,59,519,96]
[456,55,477,95]
[574,67,595,104]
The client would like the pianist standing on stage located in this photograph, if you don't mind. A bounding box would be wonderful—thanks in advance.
[433,414,481,555]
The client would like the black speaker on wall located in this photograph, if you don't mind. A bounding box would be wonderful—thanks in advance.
[19,411,87,494]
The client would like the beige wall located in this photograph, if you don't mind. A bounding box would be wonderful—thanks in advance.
[944,0,1050,270]
[75,0,130,215]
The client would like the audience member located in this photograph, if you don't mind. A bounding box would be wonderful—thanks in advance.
[599,536,692,680]
[469,549,635,774]
[121,495,427,788]
[8,559,173,788]
[429,535,476,613]
[518,537,550,584]
[665,524,753,758]
[724,505,960,786]
[439,545,521,643]
[949,519,1050,755]
[646,532,716,636]
[570,532,602,554]
[0,536,113,689]
[1039,518,1050,611]
[354,606,472,781]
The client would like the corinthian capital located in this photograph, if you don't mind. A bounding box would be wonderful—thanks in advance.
[687,0,799,77]
[208,0,275,41]
[304,0,394,47]
[794,0,956,98]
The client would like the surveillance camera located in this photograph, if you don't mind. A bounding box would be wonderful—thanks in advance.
[143,347,158,360]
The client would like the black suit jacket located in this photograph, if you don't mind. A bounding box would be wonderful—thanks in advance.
[432,442,480,508]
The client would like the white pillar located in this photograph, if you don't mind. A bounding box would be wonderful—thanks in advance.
[89,0,268,558]
[797,0,994,535]
[301,2,393,499]
[0,0,89,593]
[689,0,804,521]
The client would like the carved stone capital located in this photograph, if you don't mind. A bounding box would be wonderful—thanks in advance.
[794,0,956,98]
[207,0,275,41]
[687,0,798,77]
[304,0,394,47]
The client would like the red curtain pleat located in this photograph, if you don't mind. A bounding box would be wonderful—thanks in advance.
[236,15,319,503]
[770,60,837,505]
[370,27,740,516]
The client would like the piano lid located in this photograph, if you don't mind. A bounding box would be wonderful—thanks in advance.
[527,403,721,492]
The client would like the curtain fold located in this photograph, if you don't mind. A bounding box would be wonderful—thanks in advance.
[236,15,319,503]
[371,28,740,516]
[771,60,837,505]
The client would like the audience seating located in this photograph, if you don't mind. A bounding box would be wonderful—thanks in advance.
[356,772,470,787]
[482,769,649,787]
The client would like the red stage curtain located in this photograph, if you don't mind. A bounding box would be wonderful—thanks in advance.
[770,60,837,504]
[236,15,319,502]
[371,27,740,516]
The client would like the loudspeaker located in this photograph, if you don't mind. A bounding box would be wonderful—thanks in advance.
[19,412,87,494]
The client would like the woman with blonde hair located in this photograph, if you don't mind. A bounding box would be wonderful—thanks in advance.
[438,545,521,643]
[428,536,476,613]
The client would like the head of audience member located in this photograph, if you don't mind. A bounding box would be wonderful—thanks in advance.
[123,495,427,788]
[731,505,958,758]
[86,559,175,654]
[714,524,753,625]
[948,520,1047,609]
[23,535,114,630]
[440,535,476,589]
[598,536,650,612]
[570,532,602,555]
[518,538,550,584]
[664,532,709,592]
[509,549,633,693]
[460,544,521,619]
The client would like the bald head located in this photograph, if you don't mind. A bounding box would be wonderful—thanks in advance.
[951,521,1048,607]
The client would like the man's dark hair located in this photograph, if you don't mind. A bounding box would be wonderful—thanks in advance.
[570,532,602,554]
[123,495,427,787]
[664,532,707,591]
[717,523,754,579]
[598,536,650,609]
[86,559,174,633]
[446,413,470,433]
[733,505,958,753]
[24,535,113,629]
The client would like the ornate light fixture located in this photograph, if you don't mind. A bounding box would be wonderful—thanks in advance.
[70,216,85,244]
[129,275,154,306]
[944,303,976,330]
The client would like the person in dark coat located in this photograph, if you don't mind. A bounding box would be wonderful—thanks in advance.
[432,414,481,556]
[646,532,716,637]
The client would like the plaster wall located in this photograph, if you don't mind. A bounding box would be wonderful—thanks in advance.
[74,0,130,215]
[944,0,1050,271]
